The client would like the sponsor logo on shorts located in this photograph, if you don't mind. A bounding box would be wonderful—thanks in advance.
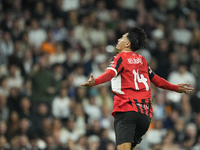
[136,103,149,110]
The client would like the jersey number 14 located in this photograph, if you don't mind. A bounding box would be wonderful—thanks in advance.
[133,69,149,91]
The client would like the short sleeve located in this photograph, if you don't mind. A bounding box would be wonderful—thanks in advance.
[148,64,155,80]
[107,55,124,76]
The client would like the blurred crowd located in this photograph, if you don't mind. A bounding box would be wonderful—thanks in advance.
[0,0,200,150]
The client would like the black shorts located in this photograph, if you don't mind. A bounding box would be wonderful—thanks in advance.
[114,111,151,147]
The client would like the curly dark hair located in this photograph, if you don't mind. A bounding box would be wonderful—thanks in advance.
[127,27,147,51]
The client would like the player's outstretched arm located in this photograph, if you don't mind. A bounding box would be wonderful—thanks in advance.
[176,83,194,94]
[151,74,194,94]
[81,74,95,87]
[81,69,116,87]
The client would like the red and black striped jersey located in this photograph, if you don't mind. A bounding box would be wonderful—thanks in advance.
[107,51,154,118]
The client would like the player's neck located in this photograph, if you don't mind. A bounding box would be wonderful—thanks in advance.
[122,48,132,52]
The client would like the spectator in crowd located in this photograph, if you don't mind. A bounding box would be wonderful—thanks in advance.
[74,87,88,105]
[99,106,113,129]
[0,135,9,150]
[153,39,171,79]
[173,117,185,144]
[19,49,34,78]
[59,118,80,145]
[72,103,87,136]
[11,19,23,42]
[41,11,54,29]
[192,136,200,150]
[145,119,167,147]
[194,113,200,139]
[92,57,107,79]
[164,108,180,129]
[168,51,178,70]
[6,111,20,141]
[84,96,102,121]
[19,134,31,150]
[51,118,63,147]
[83,47,99,76]
[173,0,189,18]
[7,64,23,90]
[75,135,87,150]
[107,9,120,31]
[0,95,9,121]
[65,139,76,150]
[30,102,51,135]
[74,15,95,51]
[17,118,31,136]
[33,1,45,21]
[189,28,200,50]
[7,88,21,112]
[38,117,52,138]
[49,44,66,65]
[141,14,156,39]
[41,29,55,55]
[0,11,13,31]
[18,97,32,119]
[28,19,47,48]
[182,123,197,148]
[152,92,166,120]
[29,135,42,150]
[53,18,67,42]
[20,80,32,97]
[44,134,58,150]
[62,0,80,12]
[86,119,101,138]
[31,55,58,104]
[0,31,14,56]
[62,49,78,75]
[52,87,71,119]
[0,77,9,97]
[189,48,200,78]
[186,10,199,30]
[179,94,193,123]
[176,44,190,65]
[8,40,23,67]
[9,135,20,150]
[20,32,31,52]
[96,1,110,22]
[106,140,116,150]
[95,86,113,110]
[151,0,168,23]
[0,120,7,138]
[87,135,100,150]
[160,130,180,150]
[52,64,64,86]
[172,18,192,45]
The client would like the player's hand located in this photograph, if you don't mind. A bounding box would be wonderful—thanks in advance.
[176,83,194,94]
[81,74,95,87]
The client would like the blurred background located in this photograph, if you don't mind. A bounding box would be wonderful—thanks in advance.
[0,0,200,150]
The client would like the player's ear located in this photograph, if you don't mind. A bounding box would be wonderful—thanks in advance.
[125,41,131,48]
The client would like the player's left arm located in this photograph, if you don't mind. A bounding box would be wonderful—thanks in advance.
[148,65,194,94]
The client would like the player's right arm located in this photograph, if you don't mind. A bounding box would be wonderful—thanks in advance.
[80,69,116,87]
[81,54,123,87]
